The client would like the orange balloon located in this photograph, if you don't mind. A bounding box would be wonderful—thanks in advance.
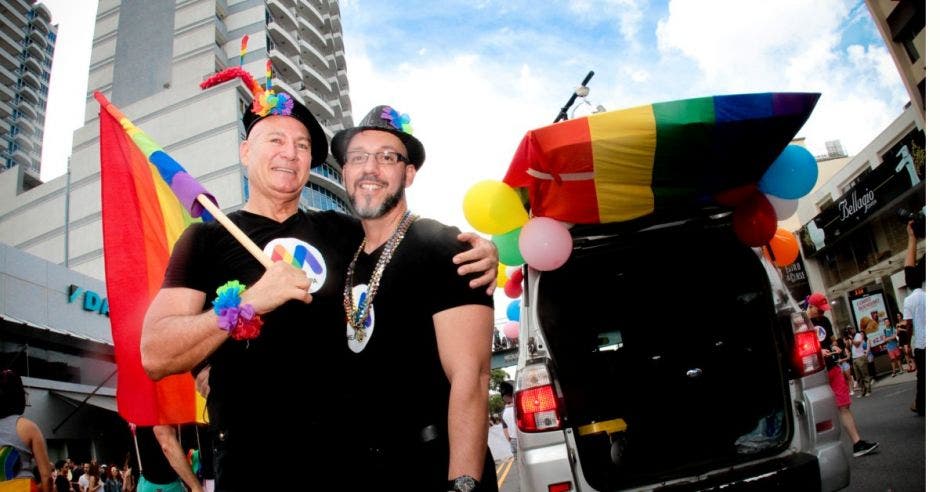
[764,228,799,267]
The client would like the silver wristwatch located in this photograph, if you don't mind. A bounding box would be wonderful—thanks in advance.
[448,475,479,492]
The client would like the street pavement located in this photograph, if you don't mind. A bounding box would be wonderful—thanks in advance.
[497,370,925,491]
[844,369,925,491]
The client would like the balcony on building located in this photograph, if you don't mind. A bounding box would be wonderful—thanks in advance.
[28,28,46,48]
[310,161,344,190]
[11,147,30,168]
[269,48,302,85]
[23,54,40,74]
[17,84,39,104]
[13,130,33,152]
[267,0,298,32]
[4,1,29,28]
[0,83,14,103]
[0,63,15,87]
[297,0,326,31]
[32,2,52,24]
[301,87,334,121]
[26,40,42,60]
[16,98,36,119]
[301,64,331,96]
[0,28,20,56]
[0,10,25,38]
[15,116,34,134]
[299,39,330,74]
[0,48,17,72]
[268,22,300,58]
[334,48,346,69]
[332,34,345,53]
[297,15,328,52]
[21,70,40,90]
[0,100,11,119]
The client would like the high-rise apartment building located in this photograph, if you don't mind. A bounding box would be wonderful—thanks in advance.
[0,0,56,190]
[0,0,354,279]
[865,0,926,122]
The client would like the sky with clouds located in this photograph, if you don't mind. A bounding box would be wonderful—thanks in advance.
[337,0,908,234]
[39,0,908,232]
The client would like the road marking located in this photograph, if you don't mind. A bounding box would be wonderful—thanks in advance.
[498,456,515,488]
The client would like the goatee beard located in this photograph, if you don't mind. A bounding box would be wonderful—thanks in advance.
[352,185,404,219]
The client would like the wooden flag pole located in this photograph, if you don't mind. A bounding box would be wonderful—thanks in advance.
[196,194,273,268]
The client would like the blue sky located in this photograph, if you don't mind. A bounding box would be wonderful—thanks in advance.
[336,0,908,233]
[38,0,909,234]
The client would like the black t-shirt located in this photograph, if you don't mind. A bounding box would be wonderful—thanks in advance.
[54,475,71,492]
[811,315,838,369]
[162,209,361,487]
[338,218,493,487]
[341,218,493,441]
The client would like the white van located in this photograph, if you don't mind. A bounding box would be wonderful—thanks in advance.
[511,211,851,491]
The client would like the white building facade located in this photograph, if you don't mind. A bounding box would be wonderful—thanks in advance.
[0,0,353,280]
[789,104,925,340]
[0,0,57,190]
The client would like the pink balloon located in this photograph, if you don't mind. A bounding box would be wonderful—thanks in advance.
[519,217,573,271]
[502,321,520,340]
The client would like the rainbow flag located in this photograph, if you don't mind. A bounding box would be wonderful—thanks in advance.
[97,91,213,425]
[503,92,820,224]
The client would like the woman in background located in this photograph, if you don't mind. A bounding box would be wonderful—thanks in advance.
[0,369,52,492]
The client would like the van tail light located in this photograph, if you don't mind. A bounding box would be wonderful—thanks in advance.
[515,363,563,432]
[790,312,824,376]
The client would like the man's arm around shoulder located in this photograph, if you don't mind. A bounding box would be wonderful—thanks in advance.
[434,304,494,483]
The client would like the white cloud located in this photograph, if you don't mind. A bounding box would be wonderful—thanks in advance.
[345,37,557,233]
[650,0,905,155]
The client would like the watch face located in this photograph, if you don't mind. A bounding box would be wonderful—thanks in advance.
[454,476,479,492]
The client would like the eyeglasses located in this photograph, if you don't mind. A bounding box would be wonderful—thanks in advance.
[345,150,409,166]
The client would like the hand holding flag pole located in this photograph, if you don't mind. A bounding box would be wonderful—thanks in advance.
[95,91,273,268]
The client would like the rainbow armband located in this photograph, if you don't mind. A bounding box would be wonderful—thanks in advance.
[212,280,263,340]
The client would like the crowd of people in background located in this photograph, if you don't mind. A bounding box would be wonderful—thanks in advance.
[50,459,135,492]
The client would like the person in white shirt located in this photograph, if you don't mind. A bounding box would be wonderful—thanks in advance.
[499,382,518,455]
[486,415,512,462]
[902,220,926,416]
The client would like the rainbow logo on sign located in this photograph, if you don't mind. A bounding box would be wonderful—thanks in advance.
[263,238,327,293]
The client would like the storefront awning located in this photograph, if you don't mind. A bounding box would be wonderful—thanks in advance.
[51,389,118,413]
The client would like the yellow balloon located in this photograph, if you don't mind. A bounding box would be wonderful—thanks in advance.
[496,263,508,288]
[463,180,529,235]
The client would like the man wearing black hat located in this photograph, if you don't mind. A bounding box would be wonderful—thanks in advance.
[142,72,497,490]
[329,105,498,492]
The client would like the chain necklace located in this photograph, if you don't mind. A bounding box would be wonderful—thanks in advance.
[344,210,418,342]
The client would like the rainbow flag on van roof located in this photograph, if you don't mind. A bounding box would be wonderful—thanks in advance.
[503,92,820,224]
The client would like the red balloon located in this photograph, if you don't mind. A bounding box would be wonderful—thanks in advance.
[504,278,523,298]
[733,193,777,246]
[509,266,524,285]
[715,183,759,207]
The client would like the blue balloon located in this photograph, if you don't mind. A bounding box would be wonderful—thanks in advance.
[506,299,521,322]
[758,145,818,199]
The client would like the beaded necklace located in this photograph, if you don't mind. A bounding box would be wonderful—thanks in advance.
[344,210,418,342]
